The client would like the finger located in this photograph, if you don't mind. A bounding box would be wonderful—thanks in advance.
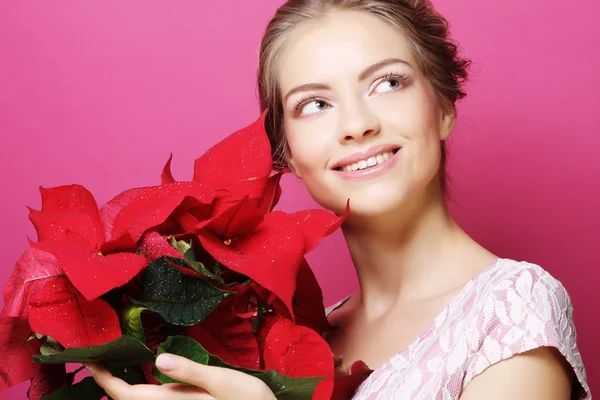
[86,364,215,400]
[160,383,215,399]
[155,354,273,399]
[85,363,133,400]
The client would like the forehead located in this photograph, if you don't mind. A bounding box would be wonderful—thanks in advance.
[277,9,418,92]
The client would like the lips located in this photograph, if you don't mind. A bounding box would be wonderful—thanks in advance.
[331,144,401,171]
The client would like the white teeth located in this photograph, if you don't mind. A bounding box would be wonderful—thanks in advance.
[340,150,396,172]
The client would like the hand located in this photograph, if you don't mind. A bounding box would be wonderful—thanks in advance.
[87,353,277,400]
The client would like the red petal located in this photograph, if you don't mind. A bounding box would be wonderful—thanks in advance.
[227,284,257,319]
[210,172,283,217]
[102,182,215,253]
[249,281,277,305]
[313,378,335,400]
[0,317,41,394]
[199,197,264,240]
[330,361,372,400]
[198,211,304,315]
[141,362,161,385]
[161,154,176,184]
[348,360,371,375]
[209,179,266,217]
[293,259,331,335]
[100,187,150,244]
[28,277,121,347]
[192,111,272,187]
[164,258,204,278]
[263,319,334,379]
[27,364,67,400]
[258,173,283,215]
[139,231,182,263]
[39,185,102,219]
[178,210,201,233]
[186,301,260,370]
[34,185,104,249]
[35,242,147,301]
[256,314,284,358]
[28,208,99,250]
[291,201,349,253]
[2,247,63,319]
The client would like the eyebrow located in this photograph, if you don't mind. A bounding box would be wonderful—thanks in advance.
[282,57,413,105]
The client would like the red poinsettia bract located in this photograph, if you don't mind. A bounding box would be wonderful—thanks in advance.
[0,185,148,394]
[0,111,367,400]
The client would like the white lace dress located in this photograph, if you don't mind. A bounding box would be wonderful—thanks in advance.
[326,258,591,399]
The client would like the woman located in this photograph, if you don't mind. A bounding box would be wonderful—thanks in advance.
[89,0,590,398]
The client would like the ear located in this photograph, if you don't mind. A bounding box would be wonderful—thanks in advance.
[439,107,456,141]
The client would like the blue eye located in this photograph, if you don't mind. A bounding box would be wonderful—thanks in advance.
[301,100,328,115]
[372,73,409,94]
[294,96,329,115]
[375,78,401,93]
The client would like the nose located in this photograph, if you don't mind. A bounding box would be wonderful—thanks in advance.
[338,100,381,143]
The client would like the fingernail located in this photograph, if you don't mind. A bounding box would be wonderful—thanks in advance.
[156,354,177,371]
[84,364,94,374]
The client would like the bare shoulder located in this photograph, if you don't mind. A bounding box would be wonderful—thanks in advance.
[460,347,573,400]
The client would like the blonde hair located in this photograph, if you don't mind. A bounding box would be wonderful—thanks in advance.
[257,0,471,194]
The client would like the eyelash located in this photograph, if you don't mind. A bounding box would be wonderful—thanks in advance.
[379,72,410,86]
[293,94,320,113]
[292,72,410,114]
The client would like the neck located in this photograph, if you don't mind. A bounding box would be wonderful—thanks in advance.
[342,185,473,313]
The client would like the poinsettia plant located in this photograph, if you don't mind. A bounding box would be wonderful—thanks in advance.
[0,112,371,400]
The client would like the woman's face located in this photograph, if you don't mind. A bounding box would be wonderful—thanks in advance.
[278,10,455,217]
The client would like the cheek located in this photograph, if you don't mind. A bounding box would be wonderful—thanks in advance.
[380,89,443,179]
[374,80,440,136]
[285,120,333,175]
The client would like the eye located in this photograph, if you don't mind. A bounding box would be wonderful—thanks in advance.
[372,73,409,94]
[294,96,330,116]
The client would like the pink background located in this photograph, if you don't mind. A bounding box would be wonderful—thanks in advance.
[1,1,598,398]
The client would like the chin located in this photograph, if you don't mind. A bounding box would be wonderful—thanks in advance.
[310,182,413,218]
[303,167,439,218]
[346,191,410,218]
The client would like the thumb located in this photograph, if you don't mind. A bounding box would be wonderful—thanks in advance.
[156,353,211,387]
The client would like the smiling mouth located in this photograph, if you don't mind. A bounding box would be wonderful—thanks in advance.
[334,148,400,172]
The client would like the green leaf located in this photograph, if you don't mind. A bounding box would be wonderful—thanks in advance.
[40,377,105,400]
[28,332,45,342]
[169,236,195,260]
[34,335,155,367]
[108,365,147,385]
[189,260,225,284]
[121,302,147,343]
[153,336,210,384]
[211,260,225,277]
[40,337,63,356]
[65,366,85,385]
[154,336,323,400]
[133,257,232,326]
[169,237,224,283]
[250,370,322,400]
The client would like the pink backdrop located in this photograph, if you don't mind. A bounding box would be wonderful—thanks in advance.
[1,1,598,398]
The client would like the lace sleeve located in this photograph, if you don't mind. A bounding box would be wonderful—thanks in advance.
[464,265,590,398]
